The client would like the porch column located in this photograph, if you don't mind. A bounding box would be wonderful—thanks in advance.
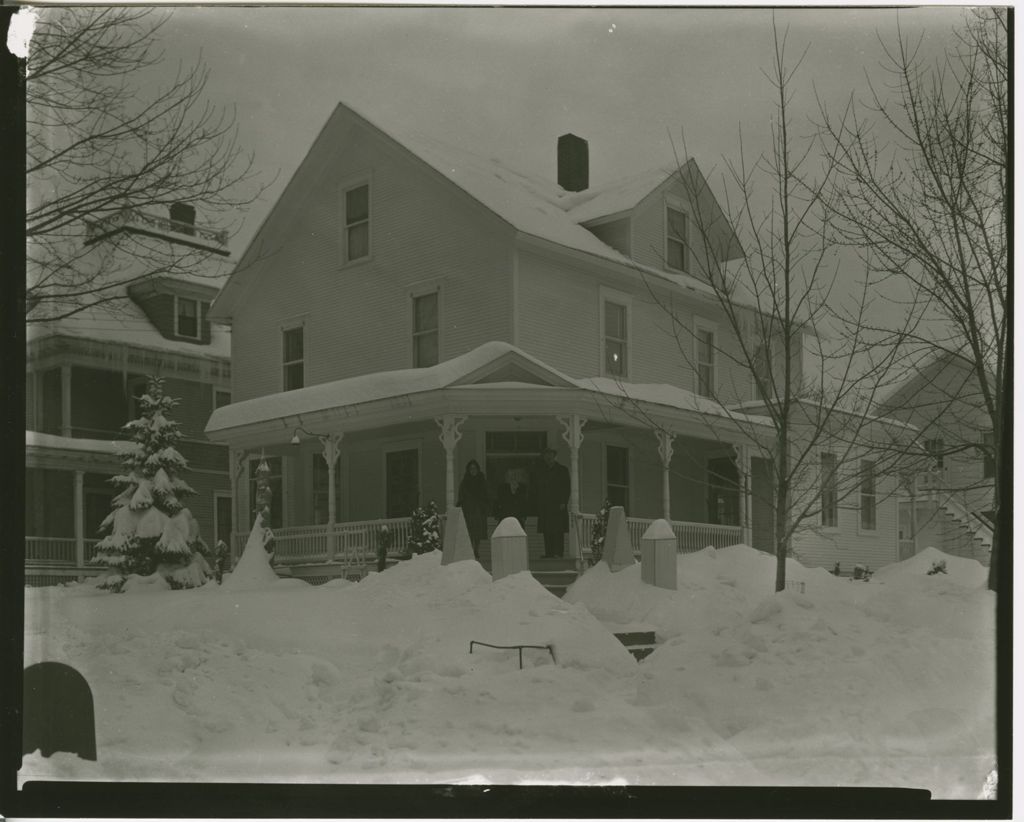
[73,470,85,568]
[436,415,467,509]
[320,434,343,561]
[734,444,753,546]
[61,365,72,437]
[557,414,587,514]
[654,430,675,521]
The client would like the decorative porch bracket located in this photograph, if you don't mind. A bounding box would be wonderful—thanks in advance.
[319,434,344,561]
[654,430,676,521]
[557,414,586,574]
[436,415,467,509]
[732,443,753,546]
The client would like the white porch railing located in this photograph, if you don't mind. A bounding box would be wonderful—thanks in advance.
[25,537,100,565]
[571,512,742,563]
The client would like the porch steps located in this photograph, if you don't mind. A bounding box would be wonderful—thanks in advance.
[477,537,580,597]
[612,628,659,662]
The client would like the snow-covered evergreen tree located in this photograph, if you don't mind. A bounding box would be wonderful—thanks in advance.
[92,376,211,590]
[408,501,441,554]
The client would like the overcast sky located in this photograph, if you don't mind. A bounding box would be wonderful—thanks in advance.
[153,5,972,253]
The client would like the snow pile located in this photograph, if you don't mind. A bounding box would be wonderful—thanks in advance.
[21,546,995,796]
[221,516,280,591]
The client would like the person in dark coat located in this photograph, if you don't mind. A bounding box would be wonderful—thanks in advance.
[494,468,529,528]
[533,448,570,558]
[457,459,490,559]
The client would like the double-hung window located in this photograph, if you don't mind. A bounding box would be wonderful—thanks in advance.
[859,459,876,531]
[283,326,304,391]
[344,183,370,262]
[175,296,200,339]
[412,291,439,368]
[604,300,628,378]
[924,438,945,470]
[820,452,838,528]
[695,322,716,398]
[667,206,689,272]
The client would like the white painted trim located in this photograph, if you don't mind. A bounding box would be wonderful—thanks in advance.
[693,315,719,397]
[173,295,202,340]
[339,172,373,268]
[599,285,633,380]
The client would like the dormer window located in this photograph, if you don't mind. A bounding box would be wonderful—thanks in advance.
[344,183,370,262]
[175,296,200,339]
[666,206,689,273]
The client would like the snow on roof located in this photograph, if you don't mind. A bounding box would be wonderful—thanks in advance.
[28,299,231,360]
[26,430,129,454]
[729,397,920,432]
[564,167,676,224]
[207,341,770,435]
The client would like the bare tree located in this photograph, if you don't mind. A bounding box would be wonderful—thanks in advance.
[26,7,264,322]
[626,19,920,592]
[819,9,1007,591]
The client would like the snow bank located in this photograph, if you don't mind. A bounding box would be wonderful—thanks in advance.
[21,545,995,796]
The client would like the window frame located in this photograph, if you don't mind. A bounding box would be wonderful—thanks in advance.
[665,200,690,274]
[859,458,877,532]
[382,441,422,519]
[410,286,441,368]
[599,286,632,379]
[604,443,631,513]
[282,324,305,392]
[173,295,201,340]
[341,177,372,265]
[213,388,232,412]
[923,437,945,471]
[820,451,839,529]
[693,316,718,398]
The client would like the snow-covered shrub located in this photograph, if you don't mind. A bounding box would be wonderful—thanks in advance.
[408,502,441,554]
[91,376,212,591]
[589,500,611,565]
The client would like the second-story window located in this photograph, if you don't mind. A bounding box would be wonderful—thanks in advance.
[175,297,200,339]
[695,324,716,398]
[924,438,944,470]
[345,183,370,262]
[667,206,689,273]
[412,292,439,368]
[604,301,628,378]
[283,326,304,391]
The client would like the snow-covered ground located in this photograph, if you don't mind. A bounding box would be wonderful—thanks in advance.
[21,543,995,798]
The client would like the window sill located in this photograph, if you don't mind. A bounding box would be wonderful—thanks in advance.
[339,254,374,271]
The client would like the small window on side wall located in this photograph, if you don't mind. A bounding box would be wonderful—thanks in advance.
[345,183,369,262]
[859,459,876,531]
[283,326,304,391]
[695,324,716,398]
[604,301,628,378]
[175,296,200,339]
[412,292,439,368]
[667,206,689,273]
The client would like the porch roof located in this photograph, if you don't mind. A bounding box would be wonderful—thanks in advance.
[205,341,773,448]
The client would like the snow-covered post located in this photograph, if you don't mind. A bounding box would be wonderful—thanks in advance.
[73,470,85,568]
[490,516,528,581]
[319,433,343,561]
[441,505,475,565]
[604,505,635,572]
[654,430,675,521]
[435,415,466,510]
[558,414,586,573]
[640,519,677,590]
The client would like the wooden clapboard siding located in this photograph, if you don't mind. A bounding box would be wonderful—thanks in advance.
[229,115,515,403]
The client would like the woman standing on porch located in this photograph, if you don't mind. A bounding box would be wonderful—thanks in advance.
[457,460,490,559]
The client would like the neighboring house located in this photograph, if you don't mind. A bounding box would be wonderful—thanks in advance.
[875,350,995,565]
[25,206,235,585]
[204,101,907,581]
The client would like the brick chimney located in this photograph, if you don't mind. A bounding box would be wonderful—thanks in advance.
[558,133,589,192]
[169,202,196,236]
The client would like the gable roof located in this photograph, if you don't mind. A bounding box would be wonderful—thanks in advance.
[873,348,987,414]
[212,100,742,320]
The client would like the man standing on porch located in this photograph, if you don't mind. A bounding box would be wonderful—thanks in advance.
[534,448,570,558]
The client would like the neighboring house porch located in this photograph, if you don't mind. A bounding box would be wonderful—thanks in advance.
[206,343,773,580]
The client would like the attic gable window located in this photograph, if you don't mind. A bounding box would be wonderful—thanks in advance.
[666,206,689,273]
[175,296,200,339]
[344,183,370,262]
[412,291,439,368]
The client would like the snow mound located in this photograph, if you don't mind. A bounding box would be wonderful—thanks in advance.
[871,546,988,587]
[222,518,281,591]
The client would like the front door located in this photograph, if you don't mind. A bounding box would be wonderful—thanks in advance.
[707,456,739,526]
[385,448,419,518]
